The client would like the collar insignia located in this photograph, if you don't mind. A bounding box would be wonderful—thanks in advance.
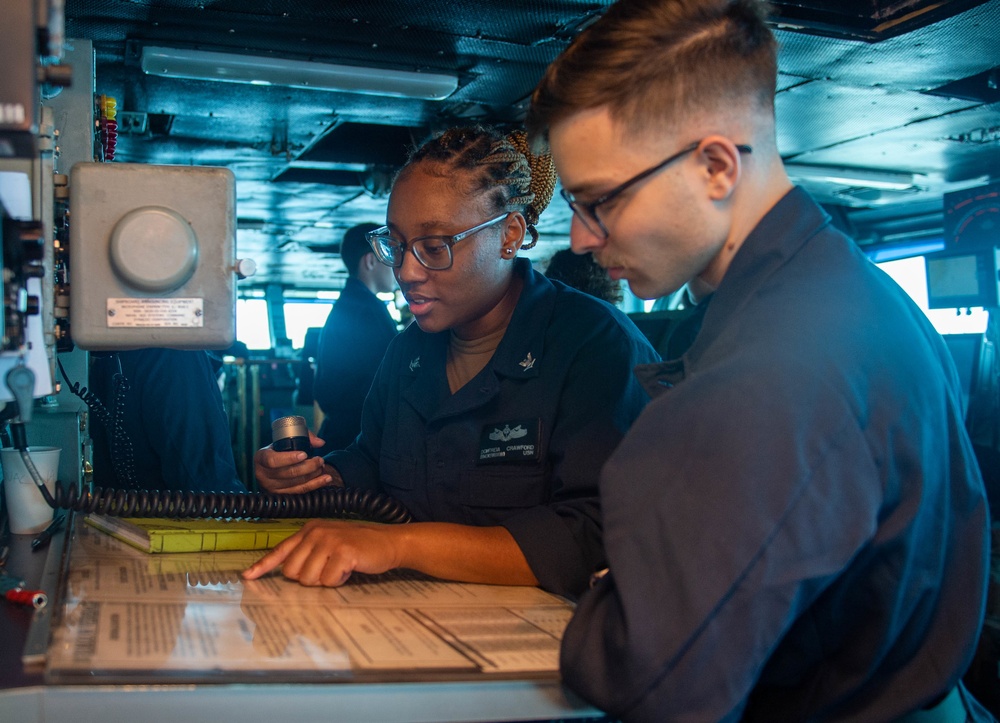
[409,356,420,372]
[519,352,535,371]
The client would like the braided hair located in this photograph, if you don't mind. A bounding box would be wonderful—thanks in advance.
[403,126,557,249]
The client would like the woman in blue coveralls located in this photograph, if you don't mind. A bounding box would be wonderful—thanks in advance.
[244,126,658,598]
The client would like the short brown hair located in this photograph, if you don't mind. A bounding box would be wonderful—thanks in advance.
[527,0,777,148]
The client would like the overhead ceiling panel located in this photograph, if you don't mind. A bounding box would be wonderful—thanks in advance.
[791,102,1000,181]
[769,0,986,39]
[292,122,419,166]
[776,81,979,158]
[69,0,601,74]
[775,3,1000,90]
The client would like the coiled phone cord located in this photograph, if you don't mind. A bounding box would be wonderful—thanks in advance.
[10,432,410,523]
[34,479,412,524]
[58,357,137,488]
[37,363,412,524]
[18,364,413,524]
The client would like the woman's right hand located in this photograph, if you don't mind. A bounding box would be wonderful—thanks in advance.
[254,431,338,493]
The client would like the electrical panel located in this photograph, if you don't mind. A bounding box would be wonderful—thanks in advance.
[69,162,238,350]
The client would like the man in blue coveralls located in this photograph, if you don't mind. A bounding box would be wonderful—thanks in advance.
[312,223,398,455]
[527,0,993,720]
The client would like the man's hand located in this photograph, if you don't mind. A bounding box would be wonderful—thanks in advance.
[242,520,402,586]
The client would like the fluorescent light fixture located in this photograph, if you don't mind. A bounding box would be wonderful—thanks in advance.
[286,161,368,172]
[140,46,458,101]
[866,238,946,264]
[785,163,924,191]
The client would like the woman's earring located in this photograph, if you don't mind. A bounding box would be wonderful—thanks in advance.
[503,248,514,256]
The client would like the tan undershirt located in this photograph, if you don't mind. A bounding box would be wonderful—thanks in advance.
[446,326,505,393]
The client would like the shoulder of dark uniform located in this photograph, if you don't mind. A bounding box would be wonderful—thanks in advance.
[548,283,657,358]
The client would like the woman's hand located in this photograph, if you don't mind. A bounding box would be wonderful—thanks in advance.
[254,431,338,493]
[242,521,538,589]
[242,520,402,586]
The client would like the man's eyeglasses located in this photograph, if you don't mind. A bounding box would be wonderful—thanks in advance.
[366,214,509,271]
[560,141,753,239]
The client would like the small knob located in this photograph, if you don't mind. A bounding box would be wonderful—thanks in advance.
[38,63,73,87]
[235,258,257,280]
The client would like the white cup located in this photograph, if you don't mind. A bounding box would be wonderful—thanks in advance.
[1,446,60,535]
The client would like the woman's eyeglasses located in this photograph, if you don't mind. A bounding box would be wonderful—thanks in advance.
[367,214,509,271]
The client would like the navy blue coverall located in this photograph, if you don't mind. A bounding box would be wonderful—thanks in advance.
[327,259,659,598]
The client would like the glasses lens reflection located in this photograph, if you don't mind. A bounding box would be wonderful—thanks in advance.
[413,239,452,270]
[373,236,403,267]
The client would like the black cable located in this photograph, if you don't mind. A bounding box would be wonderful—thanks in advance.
[37,483,411,524]
[57,357,136,487]
[107,360,137,488]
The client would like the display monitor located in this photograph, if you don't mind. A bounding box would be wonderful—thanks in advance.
[925,247,999,310]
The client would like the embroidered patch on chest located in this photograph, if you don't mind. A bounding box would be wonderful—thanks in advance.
[477,419,541,464]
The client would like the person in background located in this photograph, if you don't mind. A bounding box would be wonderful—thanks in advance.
[87,348,246,493]
[245,125,659,599]
[312,223,398,455]
[294,327,320,406]
[527,0,992,719]
[544,248,623,305]
[292,327,321,429]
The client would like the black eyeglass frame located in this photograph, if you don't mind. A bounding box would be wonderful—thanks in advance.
[560,141,753,239]
[366,213,510,271]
